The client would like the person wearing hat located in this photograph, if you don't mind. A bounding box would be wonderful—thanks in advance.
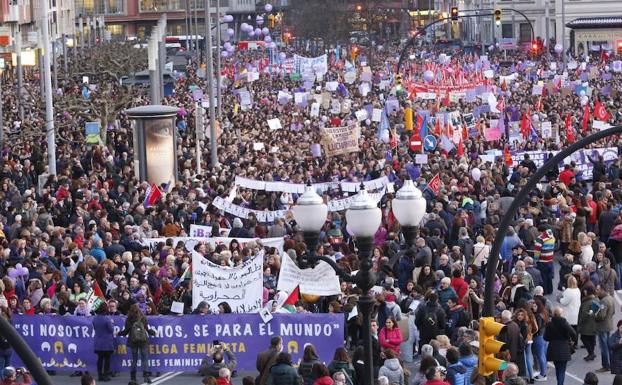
[1,367,31,385]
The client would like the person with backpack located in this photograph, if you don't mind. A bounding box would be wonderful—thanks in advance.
[577,285,599,362]
[118,303,156,385]
[415,292,446,352]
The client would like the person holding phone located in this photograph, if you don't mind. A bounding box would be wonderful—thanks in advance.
[199,342,237,378]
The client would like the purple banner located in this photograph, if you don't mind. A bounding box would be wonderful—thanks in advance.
[12,314,344,372]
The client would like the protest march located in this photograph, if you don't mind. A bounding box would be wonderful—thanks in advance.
[3,4,622,385]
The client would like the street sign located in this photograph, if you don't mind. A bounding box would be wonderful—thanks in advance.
[410,133,422,152]
[423,135,437,151]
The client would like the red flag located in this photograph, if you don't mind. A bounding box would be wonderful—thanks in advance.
[390,129,398,150]
[443,90,450,107]
[496,97,505,113]
[456,137,464,157]
[582,103,591,133]
[434,115,442,137]
[504,146,513,167]
[565,114,574,143]
[144,183,162,208]
[428,173,441,196]
[93,280,105,300]
[284,286,299,305]
[521,112,530,140]
[594,101,610,121]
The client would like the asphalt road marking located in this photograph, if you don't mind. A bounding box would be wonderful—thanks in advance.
[140,371,180,385]
[547,363,587,383]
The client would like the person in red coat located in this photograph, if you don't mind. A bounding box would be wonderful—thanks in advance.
[379,316,403,354]
[450,270,469,307]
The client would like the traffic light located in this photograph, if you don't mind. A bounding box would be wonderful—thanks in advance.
[531,40,542,56]
[479,317,508,376]
[494,9,502,25]
[350,46,359,62]
[617,41,622,55]
[450,7,459,21]
[355,4,363,12]
[268,14,275,28]
[283,32,292,44]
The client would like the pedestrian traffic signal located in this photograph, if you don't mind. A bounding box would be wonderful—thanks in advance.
[478,317,508,376]
[450,7,459,21]
[494,9,502,25]
[395,74,402,91]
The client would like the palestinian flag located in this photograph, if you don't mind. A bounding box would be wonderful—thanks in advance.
[87,280,106,311]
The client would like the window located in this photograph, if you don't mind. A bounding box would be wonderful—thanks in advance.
[106,24,124,36]
[139,0,183,12]
[501,23,513,38]
[519,23,531,43]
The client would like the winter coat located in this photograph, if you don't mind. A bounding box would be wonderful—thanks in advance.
[544,316,577,362]
[378,358,404,385]
[327,360,354,381]
[498,320,523,363]
[298,358,320,385]
[92,314,115,352]
[199,350,237,378]
[446,362,467,385]
[267,363,302,385]
[438,287,458,311]
[415,302,446,345]
[459,355,477,385]
[312,377,334,385]
[577,294,598,335]
[379,326,403,353]
[608,330,622,374]
[595,294,615,333]
[559,287,581,325]
[256,347,280,385]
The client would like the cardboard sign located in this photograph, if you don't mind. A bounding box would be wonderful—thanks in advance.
[267,118,282,131]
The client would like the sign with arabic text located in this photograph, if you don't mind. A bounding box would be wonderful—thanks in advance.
[192,251,263,313]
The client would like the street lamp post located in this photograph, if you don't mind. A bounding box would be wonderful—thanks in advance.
[292,180,425,385]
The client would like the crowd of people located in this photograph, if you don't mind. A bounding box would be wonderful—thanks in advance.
[2,28,622,385]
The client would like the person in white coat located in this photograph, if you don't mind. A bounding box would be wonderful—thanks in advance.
[558,275,581,344]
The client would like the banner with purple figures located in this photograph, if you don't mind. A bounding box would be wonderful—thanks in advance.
[12,314,344,372]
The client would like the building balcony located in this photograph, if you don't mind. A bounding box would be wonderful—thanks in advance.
[0,1,32,24]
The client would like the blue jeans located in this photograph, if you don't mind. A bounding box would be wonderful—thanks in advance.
[0,352,11,379]
[525,342,535,379]
[532,335,548,377]
[616,263,622,290]
[130,345,150,375]
[537,262,554,295]
[553,361,567,385]
[598,331,611,369]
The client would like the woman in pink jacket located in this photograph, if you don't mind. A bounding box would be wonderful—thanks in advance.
[379,316,403,354]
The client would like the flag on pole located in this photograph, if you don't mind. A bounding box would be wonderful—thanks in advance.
[428,173,442,196]
[86,280,106,311]
[143,183,162,208]
[456,137,464,157]
[417,113,428,138]
[565,114,574,143]
[284,286,299,305]
[521,111,530,139]
[504,146,513,167]
[594,101,610,121]
[434,116,442,137]
[582,103,591,133]
[172,264,192,288]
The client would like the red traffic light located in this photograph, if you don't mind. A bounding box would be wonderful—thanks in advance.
[355,4,363,11]
[450,7,459,20]
[532,43,538,50]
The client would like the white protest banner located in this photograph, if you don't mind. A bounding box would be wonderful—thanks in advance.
[330,100,341,115]
[344,72,356,84]
[253,142,265,151]
[416,92,437,100]
[294,54,328,75]
[267,118,282,131]
[613,61,622,73]
[247,72,259,82]
[142,236,284,256]
[294,92,307,106]
[532,85,543,96]
[189,224,231,238]
[321,123,361,157]
[239,91,252,106]
[192,251,263,313]
[372,108,382,122]
[355,109,368,122]
[593,120,611,131]
[310,102,320,117]
[541,121,552,138]
[415,154,428,164]
[277,255,341,296]
[325,81,338,92]
[359,83,370,96]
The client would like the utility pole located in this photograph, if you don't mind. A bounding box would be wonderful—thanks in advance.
[41,0,57,175]
[0,65,4,148]
[62,34,68,74]
[215,0,222,119]
[205,0,218,168]
[194,1,200,64]
[52,40,58,90]
[184,0,191,52]
[158,16,166,100]
[148,35,160,103]
[195,102,203,175]
[15,24,24,121]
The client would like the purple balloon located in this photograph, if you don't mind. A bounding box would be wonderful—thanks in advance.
[8,268,18,279]
[227,28,235,37]
[265,3,273,12]
[554,44,563,54]
[262,27,270,36]
[249,31,255,37]
[224,42,232,50]
[256,16,264,25]
[279,52,286,60]
[227,45,235,53]
[264,36,272,43]
[240,23,248,31]
[223,15,234,23]
[19,267,28,276]
[254,28,262,36]
[423,70,434,83]
[221,51,228,58]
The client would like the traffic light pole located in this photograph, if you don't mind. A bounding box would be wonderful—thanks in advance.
[397,8,535,73]
[482,125,622,316]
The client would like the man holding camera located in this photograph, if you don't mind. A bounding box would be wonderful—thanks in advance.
[199,343,237,379]
[1,367,31,385]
